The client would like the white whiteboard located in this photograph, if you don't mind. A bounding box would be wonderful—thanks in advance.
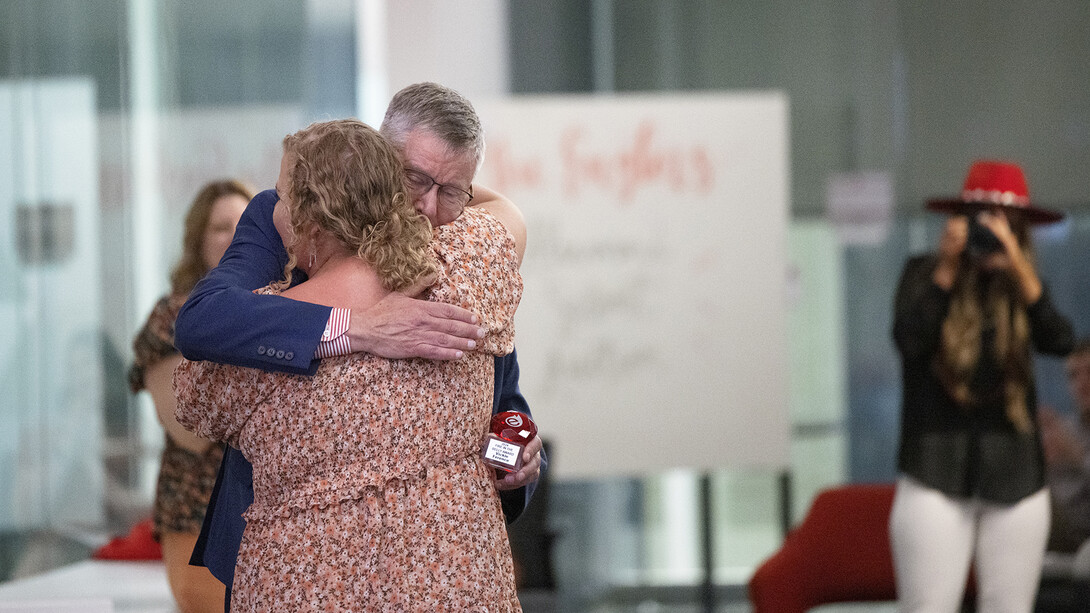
[475,93,792,480]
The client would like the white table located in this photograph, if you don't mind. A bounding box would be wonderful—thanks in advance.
[0,560,175,613]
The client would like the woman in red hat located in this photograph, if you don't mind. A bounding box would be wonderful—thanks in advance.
[890,160,1073,612]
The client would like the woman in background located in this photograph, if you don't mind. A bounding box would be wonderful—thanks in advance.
[129,179,251,613]
[890,160,1073,612]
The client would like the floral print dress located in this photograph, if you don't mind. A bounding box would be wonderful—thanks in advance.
[175,208,523,612]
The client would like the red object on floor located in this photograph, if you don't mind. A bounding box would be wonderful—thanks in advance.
[748,483,976,613]
[748,484,898,613]
[92,518,162,561]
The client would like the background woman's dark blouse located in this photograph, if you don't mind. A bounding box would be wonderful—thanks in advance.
[893,254,1074,503]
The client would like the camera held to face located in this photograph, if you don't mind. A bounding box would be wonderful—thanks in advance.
[966,214,1003,257]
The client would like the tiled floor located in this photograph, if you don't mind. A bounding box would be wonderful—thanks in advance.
[581,597,898,613]
[1,558,1078,613]
[0,562,905,613]
[0,560,175,613]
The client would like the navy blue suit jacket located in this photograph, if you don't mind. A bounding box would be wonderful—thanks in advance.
[174,189,543,590]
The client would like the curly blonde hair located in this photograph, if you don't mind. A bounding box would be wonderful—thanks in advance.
[278,118,436,291]
[933,216,1035,433]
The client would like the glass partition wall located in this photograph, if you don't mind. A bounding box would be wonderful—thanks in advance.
[3,1,1090,611]
[0,0,316,579]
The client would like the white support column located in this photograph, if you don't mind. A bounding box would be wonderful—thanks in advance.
[127,0,163,323]
[127,0,165,499]
[356,0,390,127]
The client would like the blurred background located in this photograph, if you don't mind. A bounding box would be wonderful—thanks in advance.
[3,0,1090,611]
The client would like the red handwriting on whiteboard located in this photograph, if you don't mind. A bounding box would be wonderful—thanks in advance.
[561,120,715,203]
[486,138,544,195]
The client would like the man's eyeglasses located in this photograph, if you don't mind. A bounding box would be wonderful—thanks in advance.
[404,168,474,214]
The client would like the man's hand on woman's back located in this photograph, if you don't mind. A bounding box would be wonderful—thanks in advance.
[348,273,486,360]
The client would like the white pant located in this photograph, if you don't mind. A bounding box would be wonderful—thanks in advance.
[889,476,1050,613]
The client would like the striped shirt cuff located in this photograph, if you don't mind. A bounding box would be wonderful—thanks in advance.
[314,307,351,358]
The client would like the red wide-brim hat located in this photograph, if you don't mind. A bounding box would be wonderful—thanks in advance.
[926,159,1064,224]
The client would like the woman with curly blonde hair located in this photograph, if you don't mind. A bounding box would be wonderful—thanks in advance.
[174,118,524,612]
[272,118,437,293]
[891,160,1073,613]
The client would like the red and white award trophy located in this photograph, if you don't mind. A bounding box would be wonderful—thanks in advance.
[482,411,537,473]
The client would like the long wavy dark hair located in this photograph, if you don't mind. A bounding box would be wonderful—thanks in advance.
[933,214,1035,433]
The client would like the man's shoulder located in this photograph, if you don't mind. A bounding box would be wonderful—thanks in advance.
[246,189,278,217]
[233,189,280,239]
[233,188,277,228]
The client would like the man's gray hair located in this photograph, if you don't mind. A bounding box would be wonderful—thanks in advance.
[380,82,485,170]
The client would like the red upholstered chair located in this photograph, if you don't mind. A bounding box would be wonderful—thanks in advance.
[748,483,899,613]
[749,482,977,612]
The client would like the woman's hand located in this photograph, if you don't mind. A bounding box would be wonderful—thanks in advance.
[977,209,1043,303]
[933,216,968,290]
[977,210,1020,258]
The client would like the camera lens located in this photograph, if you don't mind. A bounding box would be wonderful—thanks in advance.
[967,216,1003,255]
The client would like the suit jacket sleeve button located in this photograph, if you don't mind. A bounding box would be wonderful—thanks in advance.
[285,351,294,360]
[276,350,285,359]
[257,346,267,355]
